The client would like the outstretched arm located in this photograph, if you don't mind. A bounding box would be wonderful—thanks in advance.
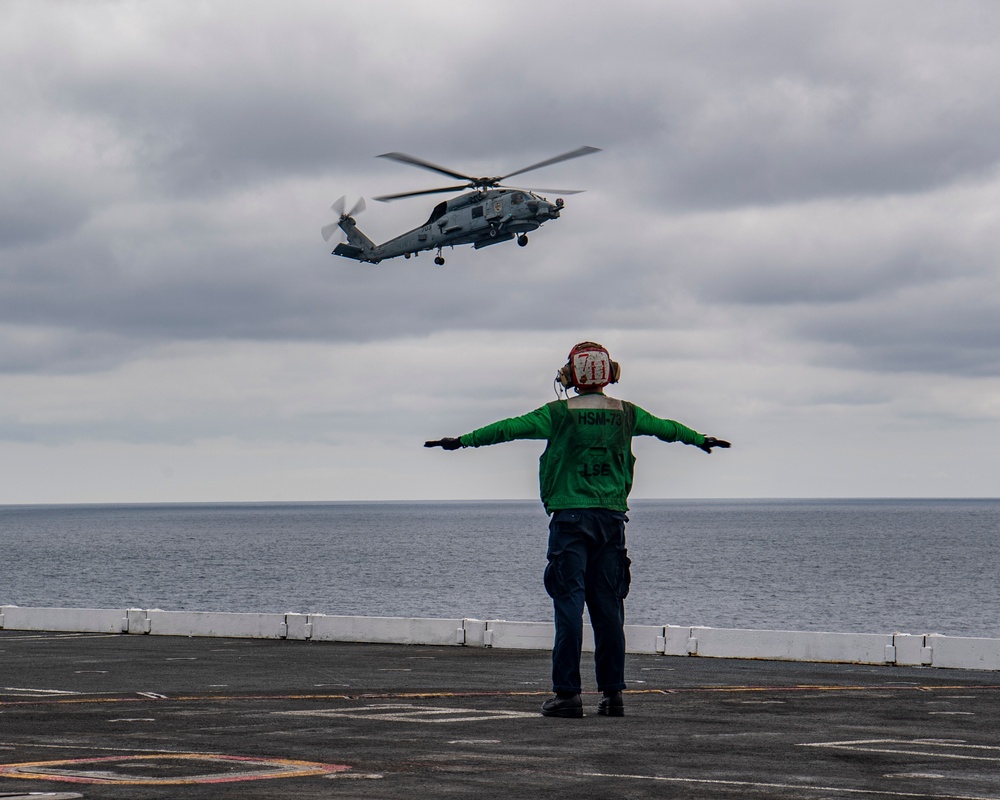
[424,405,553,451]
[633,405,730,453]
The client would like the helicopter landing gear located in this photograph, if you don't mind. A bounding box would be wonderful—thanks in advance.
[434,249,445,266]
[488,226,499,238]
[517,234,528,247]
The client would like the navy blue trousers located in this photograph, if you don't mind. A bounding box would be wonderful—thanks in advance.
[544,509,631,695]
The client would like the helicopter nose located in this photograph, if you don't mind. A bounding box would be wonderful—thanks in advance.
[530,200,559,219]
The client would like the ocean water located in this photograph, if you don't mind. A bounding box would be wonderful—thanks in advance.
[1,499,998,638]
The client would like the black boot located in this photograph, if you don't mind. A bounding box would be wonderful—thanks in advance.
[541,692,583,718]
[597,690,624,717]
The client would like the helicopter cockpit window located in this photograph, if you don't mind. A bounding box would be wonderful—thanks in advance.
[426,201,448,226]
[512,192,525,204]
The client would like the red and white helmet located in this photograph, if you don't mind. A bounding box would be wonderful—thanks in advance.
[558,341,621,391]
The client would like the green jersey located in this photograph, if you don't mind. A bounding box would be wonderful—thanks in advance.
[459,393,705,513]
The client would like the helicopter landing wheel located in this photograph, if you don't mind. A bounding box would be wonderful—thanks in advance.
[517,234,528,247]
[489,226,499,238]
[434,255,445,266]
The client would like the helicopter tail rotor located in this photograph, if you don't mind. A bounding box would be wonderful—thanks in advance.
[321,196,367,242]
[320,220,341,243]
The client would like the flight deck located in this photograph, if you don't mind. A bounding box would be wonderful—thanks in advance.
[3,629,1000,799]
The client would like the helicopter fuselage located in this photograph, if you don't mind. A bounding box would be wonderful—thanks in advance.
[332,188,564,264]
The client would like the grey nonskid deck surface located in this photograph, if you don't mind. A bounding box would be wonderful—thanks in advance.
[2,630,1000,799]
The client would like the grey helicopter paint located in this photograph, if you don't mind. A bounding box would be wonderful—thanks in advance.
[322,146,600,266]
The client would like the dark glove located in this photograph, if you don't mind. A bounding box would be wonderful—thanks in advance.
[697,436,731,454]
[424,437,463,450]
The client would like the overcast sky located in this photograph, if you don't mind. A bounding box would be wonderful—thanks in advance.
[2,0,998,504]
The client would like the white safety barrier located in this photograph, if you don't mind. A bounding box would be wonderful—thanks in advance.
[672,626,893,665]
[484,620,558,650]
[309,614,467,646]
[144,610,288,639]
[480,621,664,653]
[925,634,1000,670]
[2,605,999,671]
[0,606,129,634]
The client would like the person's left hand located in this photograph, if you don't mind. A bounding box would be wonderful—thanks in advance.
[698,436,731,454]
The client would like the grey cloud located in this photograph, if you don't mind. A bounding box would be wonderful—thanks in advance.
[0,181,92,248]
[696,244,968,308]
[0,327,139,375]
[795,293,1000,378]
[0,412,354,447]
[607,3,1000,209]
[4,1,1000,501]
[4,0,1000,382]
[1,233,613,364]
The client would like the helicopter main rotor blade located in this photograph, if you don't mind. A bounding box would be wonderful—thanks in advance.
[373,184,470,202]
[377,152,476,183]
[500,145,601,182]
[510,186,586,196]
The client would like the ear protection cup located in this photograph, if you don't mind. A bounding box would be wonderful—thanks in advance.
[557,363,574,388]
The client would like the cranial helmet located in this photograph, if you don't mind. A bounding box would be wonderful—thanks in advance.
[557,341,621,391]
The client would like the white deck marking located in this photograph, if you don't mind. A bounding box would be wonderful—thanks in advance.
[280,703,536,724]
[448,739,501,745]
[0,742,218,754]
[800,739,1000,762]
[578,771,1000,800]
[886,773,947,779]
[0,633,120,642]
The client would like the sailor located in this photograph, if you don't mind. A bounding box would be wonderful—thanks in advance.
[425,342,730,718]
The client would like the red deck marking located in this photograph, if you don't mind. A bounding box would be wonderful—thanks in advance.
[0,754,350,785]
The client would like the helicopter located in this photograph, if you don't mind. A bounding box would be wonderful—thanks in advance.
[322,146,600,266]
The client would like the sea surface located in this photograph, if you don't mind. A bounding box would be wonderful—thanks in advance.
[1,499,998,638]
